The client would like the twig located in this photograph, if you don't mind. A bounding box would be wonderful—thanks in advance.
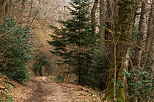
[134,43,146,52]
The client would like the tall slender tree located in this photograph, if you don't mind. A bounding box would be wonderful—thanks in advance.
[103,0,139,101]
[133,0,148,69]
[106,0,113,61]
[151,0,154,97]
[100,0,105,51]
[91,0,98,35]
[0,0,6,26]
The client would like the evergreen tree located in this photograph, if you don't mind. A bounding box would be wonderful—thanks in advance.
[0,18,35,83]
[85,49,109,89]
[48,0,98,85]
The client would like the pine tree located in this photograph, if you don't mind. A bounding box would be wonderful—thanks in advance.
[0,18,35,83]
[48,0,98,85]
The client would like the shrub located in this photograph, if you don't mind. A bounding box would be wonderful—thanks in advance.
[85,48,110,89]
[33,62,41,76]
[0,17,35,83]
[33,54,51,76]
[123,68,154,101]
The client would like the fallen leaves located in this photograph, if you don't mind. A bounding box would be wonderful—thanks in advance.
[62,83,104,102]
[0,86,5,90]
[0,76,105,102]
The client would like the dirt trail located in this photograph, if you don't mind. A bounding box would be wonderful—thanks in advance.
[24,76,75,102]
[1,75,102,101]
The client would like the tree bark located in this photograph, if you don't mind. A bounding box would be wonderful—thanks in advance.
[0,0,10,26]
[103,0,138,101]
[141,0,153,69]
[150,0,154,98]
[134,0,148,69]
[91,0,98,35]
[100,0,105,51]
[0,0,6,26]
[107,0,113,61]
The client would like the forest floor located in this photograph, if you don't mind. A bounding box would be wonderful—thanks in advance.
[0,75,104,102]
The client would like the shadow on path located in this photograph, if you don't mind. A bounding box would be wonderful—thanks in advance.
[24,79,44,102]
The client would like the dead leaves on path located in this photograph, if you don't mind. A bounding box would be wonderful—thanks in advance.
[61,83,104,102]
[0,76,104,102]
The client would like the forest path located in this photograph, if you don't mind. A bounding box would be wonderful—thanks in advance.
[24,76,75,102]
[1,75,102,102]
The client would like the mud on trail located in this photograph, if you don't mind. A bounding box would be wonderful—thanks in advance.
[24,76,75,102]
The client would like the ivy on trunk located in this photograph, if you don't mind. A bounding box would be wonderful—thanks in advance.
[103,0,139,101]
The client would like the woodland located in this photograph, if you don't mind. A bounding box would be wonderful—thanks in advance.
[0,0,154,102]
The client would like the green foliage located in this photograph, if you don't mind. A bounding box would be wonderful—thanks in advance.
[0,17,35,83]
[48,0,98,85]
[5,67,29,83]
[33,62,40,75]
[33,54,51,76]
[4,80,16,88]
[50,75,63,82]
[54,75,63,82]
[84,48,110,89]
[123,68,154,101]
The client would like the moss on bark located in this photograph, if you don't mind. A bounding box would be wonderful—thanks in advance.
[103,0,138,101]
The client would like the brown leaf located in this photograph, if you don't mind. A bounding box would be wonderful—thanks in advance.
[0,86,5,90]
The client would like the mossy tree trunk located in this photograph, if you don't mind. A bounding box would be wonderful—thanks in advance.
[103,0,138,101]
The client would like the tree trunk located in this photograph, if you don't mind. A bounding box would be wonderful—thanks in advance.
[0,0,6,26]
[103,1,138,101]
[150,0,154,98]
[100,0,105,51]
[150,35,154,100]
[141,0,153,69]
[133,0,148,69]
[107,0,113,61]
[91,0,98,35]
